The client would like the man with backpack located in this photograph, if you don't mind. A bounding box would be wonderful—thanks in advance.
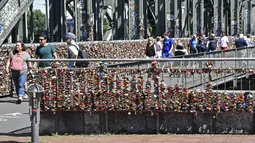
[64,32,89,68]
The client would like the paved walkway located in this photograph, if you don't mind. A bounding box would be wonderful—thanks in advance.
[0,135,254,143]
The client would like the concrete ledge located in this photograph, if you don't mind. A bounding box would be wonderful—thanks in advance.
[40,112,255,135]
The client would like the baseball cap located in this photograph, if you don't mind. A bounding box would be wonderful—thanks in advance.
[64,32,76,40]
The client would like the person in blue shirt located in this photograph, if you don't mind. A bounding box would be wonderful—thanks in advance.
[235,33,247,48]
[189,34,198,54]
[235,33,248,66]
[162,33,174,58]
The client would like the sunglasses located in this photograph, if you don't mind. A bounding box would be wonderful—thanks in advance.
[39,39,45,41]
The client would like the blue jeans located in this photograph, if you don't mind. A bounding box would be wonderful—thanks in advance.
[162,52,173,58]
[12,73,27,97]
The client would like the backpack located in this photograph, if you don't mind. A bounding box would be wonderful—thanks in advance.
[73,44,89,67]
[208,38,217,51]
[10,52,25,71]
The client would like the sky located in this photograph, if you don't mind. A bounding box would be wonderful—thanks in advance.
[33,0,46,14]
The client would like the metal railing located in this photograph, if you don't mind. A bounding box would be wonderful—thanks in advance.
[1,46,255,113]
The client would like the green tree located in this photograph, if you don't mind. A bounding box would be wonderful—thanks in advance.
[27,9,46,42]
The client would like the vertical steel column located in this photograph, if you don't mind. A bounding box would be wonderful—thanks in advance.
[200,0,204,34]
[29,4,34,42]
[178,0,182,37]
[138,0,145,39]
[45,0,49,39]
[155,0,165,36]
[22,12,28,43]
[86,0,94,41]
[172,0,182,37]
[230,0,238,35]
[223,0,229,35]
[49,0,62,42]
[214,0,223,36]
[164,0,171,34]
[251,0,255,35]
[246,0,252,34]
[238,0,244,34]
[74,0,78,40]
[181,0,188,37]
[93,0,104,41]
[220,0,224,34]
[60,0,67,42]
[76,0,87,41]
[186,0,191,36]
[49,0,53,42]
[123,2,129,40]
[192,0,199,35]
[113,0,125,40]
[112,0,117,40]
[204,0,208,35]
[170,0,174,37]
[129,0,137,39]
[155,0,159,36]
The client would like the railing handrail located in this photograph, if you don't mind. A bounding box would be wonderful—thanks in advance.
[106,46,255,68]
[0,36,245,47]
[27,57,255,62]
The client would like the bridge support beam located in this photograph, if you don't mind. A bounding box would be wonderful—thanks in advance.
[49,0,66,42]
[251,0,255,35]
[192,0,200,35]
[155,0,163,36]
[112,0,125,40]
[214,0,223,36]
[93,0,104,41]
[246,0,252,34]
[86,0,94,41]
[164,0,171,34]
[170,0,182,37]
[230,0,238,36]
[128,0,138,39]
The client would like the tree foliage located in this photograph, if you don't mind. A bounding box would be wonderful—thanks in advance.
[27,9,46,42]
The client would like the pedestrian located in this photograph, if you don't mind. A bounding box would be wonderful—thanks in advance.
[155,36,163,58]
[219,33,229,57]
[5,41,32,104]
[65,32,79,68]
[162,33,174,58]
[189,34,198,54]
[35,34,57,69]
[245,34,254,47]
[206,33,218,58]
[235,33,247,48]
[235,33,248,66]
[174,42,188,57]
[145,37,156,58]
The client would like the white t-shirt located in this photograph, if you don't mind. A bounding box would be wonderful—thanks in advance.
[220,36,229,47]
[68,45,79,58]
[68,44,79,68]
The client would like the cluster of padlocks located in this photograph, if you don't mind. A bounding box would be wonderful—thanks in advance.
[0,37,255,113]
[24,61,255,113]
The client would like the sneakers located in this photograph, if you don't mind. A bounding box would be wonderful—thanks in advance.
[23,94,29,99]
[16,96,23,104]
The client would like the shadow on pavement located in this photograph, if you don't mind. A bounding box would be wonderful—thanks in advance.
[0,126,31,137]
[0,99,29,104]
[0,95,12,99]
[0,141,24,143]
[0,133,30,137]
